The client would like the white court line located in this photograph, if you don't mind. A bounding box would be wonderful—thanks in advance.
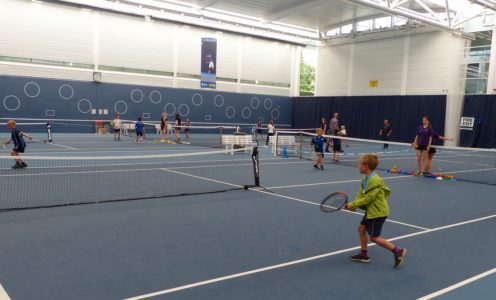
[417,267,496,300]
[162,168,241,188]
[251,186,429,231]
[0,284,11,300]
[48,142,78,150]
[124,214,496,300]
[157,169,428,231]
[267,175,412,189]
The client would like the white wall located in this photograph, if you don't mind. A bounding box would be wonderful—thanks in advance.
[0,0,297,96]
[316,30,467,144]
[316,31,466,96]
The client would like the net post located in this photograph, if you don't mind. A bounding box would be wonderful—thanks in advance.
[299,132,303,159]
[252,146,260,187]
[219,127,223,148]
[274,131,279,156]
[46,122,53,142]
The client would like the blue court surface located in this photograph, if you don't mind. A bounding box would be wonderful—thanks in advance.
[0,134,495,300]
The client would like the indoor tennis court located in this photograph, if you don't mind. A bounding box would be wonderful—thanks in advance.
[1,0,496,299]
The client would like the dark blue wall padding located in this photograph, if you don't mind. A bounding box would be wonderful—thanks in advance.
[0,75,292,132]
[293,95,446,143]
[460,95,496,148]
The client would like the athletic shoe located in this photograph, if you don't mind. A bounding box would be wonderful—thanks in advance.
[314,165,319,170]
[12,163,22,169]
[349,254,370,263]
[20,162,27,168]
[415,172,424,177]
[394,248,407,269]
[320,165,324,170]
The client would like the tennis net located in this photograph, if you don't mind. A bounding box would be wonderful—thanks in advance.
[122,122,239,148]
[0,147,259,211]
[273,130,496,185]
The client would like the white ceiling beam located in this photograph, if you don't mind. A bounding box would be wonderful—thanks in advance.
[471,0,496,11]
[193,0,219,10]
[414,0,438,19]
[264,0,331,22]
[343,0,459,32]
[320,13,388,32]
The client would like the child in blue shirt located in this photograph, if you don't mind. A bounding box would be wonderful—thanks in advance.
[310,128,328,170]
[6,120,32,169]
[135,117,144,143]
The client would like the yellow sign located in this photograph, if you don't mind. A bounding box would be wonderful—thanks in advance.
[369,80,379,88]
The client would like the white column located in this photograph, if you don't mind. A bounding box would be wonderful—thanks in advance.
[236,36,243,93]
[444,34,467,146]
[347,43,355,96]
[486,26,496,94]
[172,25,179,88]
[93,11,100,71]
[400,36,410,95]
[290,46,302,97]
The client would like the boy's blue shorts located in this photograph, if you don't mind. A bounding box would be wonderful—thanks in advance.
[360,215,387,237]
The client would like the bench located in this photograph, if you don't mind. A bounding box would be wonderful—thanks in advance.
[222,135,255,155]
[270,135,300,155]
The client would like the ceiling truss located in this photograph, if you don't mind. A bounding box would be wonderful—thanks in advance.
[343,0,490,33]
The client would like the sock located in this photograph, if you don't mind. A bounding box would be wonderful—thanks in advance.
[392,247,401,254]
[360,250,368,257]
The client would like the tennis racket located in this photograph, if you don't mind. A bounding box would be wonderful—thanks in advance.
[320,192,348,213]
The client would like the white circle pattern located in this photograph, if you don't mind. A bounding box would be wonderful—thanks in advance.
[149,90,162,104]
[77,99,92,114]
[24,82,40,98]
[3,95,20,111]
[114,101,128,115]
[192,94,203,106]
[225,106,236,119]
[131,89,144,103]
[214,95,224,107]
[178,104,190,117]
[59,84,74,100]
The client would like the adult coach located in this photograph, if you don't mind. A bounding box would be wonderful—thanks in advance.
[412,116,433,176]
[379,119,392,149]
[327,113,339,152]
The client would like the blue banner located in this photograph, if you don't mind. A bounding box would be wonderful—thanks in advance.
[201,38,217,89]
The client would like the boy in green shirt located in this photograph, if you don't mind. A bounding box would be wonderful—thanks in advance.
[345,154,407,269]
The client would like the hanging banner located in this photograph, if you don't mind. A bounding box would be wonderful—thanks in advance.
[201,38,217,89]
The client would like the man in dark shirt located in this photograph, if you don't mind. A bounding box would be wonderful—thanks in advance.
[379,119,392,149]
[6,120,32,169]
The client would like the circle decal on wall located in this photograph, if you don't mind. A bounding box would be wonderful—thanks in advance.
[149,90,162,104]
[250,97,260,109]
[131,89,144,103]
[3,95,20,111]
[114,101,128,115]
[214,95,225,107]
[24,82,40,98]
[178,104,190,117]
[241,107,252,119]
[225,106,236,119]
[264,98,273,110]
[271,109,280,120]
[192,94,203,106]
[77,99,92,114]
[59,84,74,100]
[164,103,176,115]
